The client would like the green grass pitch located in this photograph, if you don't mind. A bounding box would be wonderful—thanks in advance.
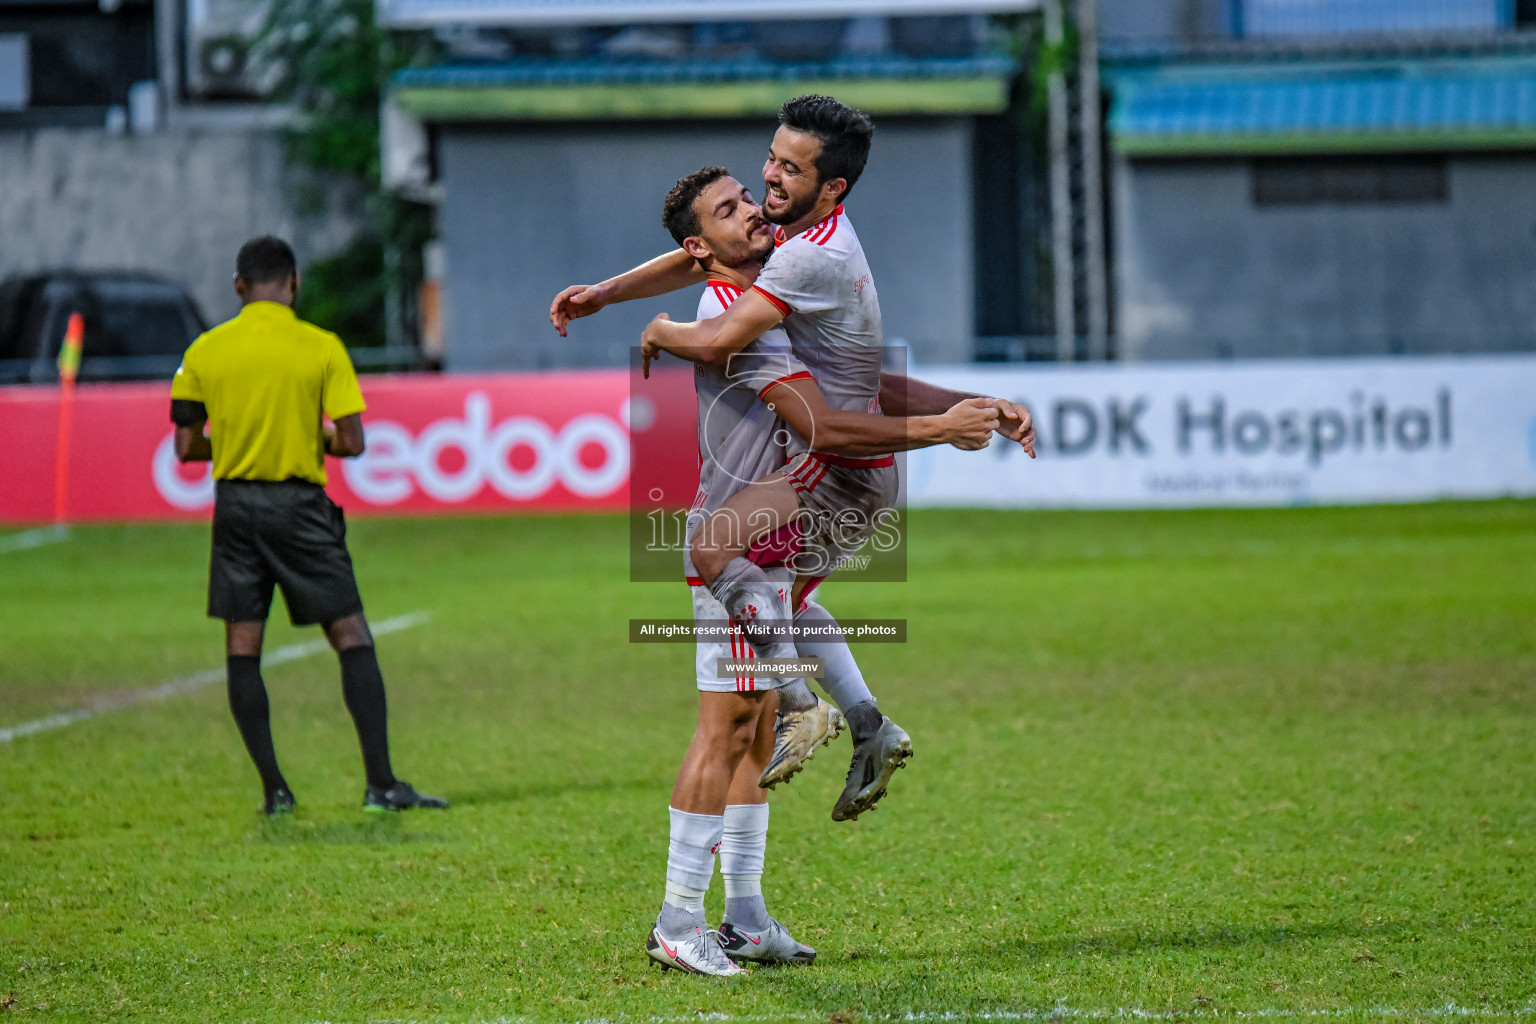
[1,502,1534,1023]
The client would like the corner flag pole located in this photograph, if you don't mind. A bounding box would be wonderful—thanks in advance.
[54,313,84,525]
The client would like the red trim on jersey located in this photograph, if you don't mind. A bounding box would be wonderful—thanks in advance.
[686,575,705,587]
[787,456,819,488]
[752,285,791,317]
[797,575,827,613]
[730,626,742,690]
[775,204,844,247]
[758,370,815,400]
[807,451,896,469]
[788,456,828,494]
[813,206,841,247]
[709,281,744,308]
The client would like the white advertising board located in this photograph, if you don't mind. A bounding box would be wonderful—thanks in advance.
[904,355,1536,509]
[378,0,1037,28]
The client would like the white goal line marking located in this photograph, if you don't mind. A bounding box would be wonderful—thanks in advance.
[0,524,70,555]
[302,1006,1536,1024]
[304,1010,1536,1024]
[0,611,430,746]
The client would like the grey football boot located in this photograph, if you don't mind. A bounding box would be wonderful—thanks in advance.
[645,919,746,976]
[717,918,817,965]
[830,716,913,821]
[758,698,845,789]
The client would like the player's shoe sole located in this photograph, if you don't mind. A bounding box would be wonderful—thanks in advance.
[717,920,817,965]
[831,717,913,821]
[645,925,745,976]
[759,699,845,790]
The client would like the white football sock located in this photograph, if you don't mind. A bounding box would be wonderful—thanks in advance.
[659,806,722,933]
[721,803,770,932]
[795,600,875,712]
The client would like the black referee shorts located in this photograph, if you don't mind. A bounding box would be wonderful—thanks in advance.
[208,479,364,627]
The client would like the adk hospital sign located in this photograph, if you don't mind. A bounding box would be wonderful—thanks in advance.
[905,355,1536,508]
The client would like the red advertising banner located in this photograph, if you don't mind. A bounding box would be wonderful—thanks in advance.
[0,370,697,524]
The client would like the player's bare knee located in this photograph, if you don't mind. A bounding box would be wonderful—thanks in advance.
[691,534,730,584]
[323,612,373,652]
[225,621,265,658]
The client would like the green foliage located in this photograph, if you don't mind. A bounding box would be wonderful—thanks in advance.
[295,234,386,347]
[261,0,428,183]
[2,503,1535,1020]
[259,0,438,345]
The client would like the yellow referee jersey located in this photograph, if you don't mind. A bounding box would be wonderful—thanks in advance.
[171,301,366,486]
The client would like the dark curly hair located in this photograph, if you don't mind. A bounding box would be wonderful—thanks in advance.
[662,165,731,248]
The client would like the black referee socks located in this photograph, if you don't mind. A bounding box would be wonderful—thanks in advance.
[226,655,290,799]
[338,646,397,791]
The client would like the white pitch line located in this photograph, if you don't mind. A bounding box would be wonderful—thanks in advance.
[300,1006,1536,1024]
[0,611,430,745]
[0,524,70,555]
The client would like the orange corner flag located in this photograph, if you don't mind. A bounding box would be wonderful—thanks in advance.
[57,312,84,385]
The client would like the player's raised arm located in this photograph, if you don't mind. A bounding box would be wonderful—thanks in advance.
[640,289,784,376]
[550,249,705,337]
[763,375,998,455]
[879,372,1037,458]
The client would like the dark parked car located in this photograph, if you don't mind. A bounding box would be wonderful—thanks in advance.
[0,271,208,384]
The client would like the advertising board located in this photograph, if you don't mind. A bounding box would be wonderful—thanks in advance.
[905,355,1536,508]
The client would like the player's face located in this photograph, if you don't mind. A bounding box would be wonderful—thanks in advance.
[693,176,775,268]
[762,126,827,226]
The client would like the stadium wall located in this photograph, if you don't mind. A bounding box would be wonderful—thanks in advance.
[435,118,975,371]
[0,126,364,324]
[1113,153,1536,359]
[2,355,1533,524]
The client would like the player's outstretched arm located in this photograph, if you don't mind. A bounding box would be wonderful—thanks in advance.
[879,372,1037,458]
[550,249,705,336]
[764,377,998,456]
[640,290,785,376]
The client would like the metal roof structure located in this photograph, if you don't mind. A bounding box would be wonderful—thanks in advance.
[377,0,1037,28]
[1109,53,1536,155]
[391,54,1020,119]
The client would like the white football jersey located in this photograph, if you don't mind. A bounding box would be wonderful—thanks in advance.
[682,279,809,579]
[753,204,885,427]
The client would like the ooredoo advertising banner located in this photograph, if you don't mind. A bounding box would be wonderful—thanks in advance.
[0,370,697,524]
[3,355,1534,524]
[904,355,1536,508]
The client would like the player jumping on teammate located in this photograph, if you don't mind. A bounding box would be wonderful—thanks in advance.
[552,95,1036,826]
[627,166,1013,974]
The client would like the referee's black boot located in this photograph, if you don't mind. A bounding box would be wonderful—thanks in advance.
[364,780,449,812]
[262,787,296,816]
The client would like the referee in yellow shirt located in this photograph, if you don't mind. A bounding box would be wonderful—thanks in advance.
[171,236,446,816]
